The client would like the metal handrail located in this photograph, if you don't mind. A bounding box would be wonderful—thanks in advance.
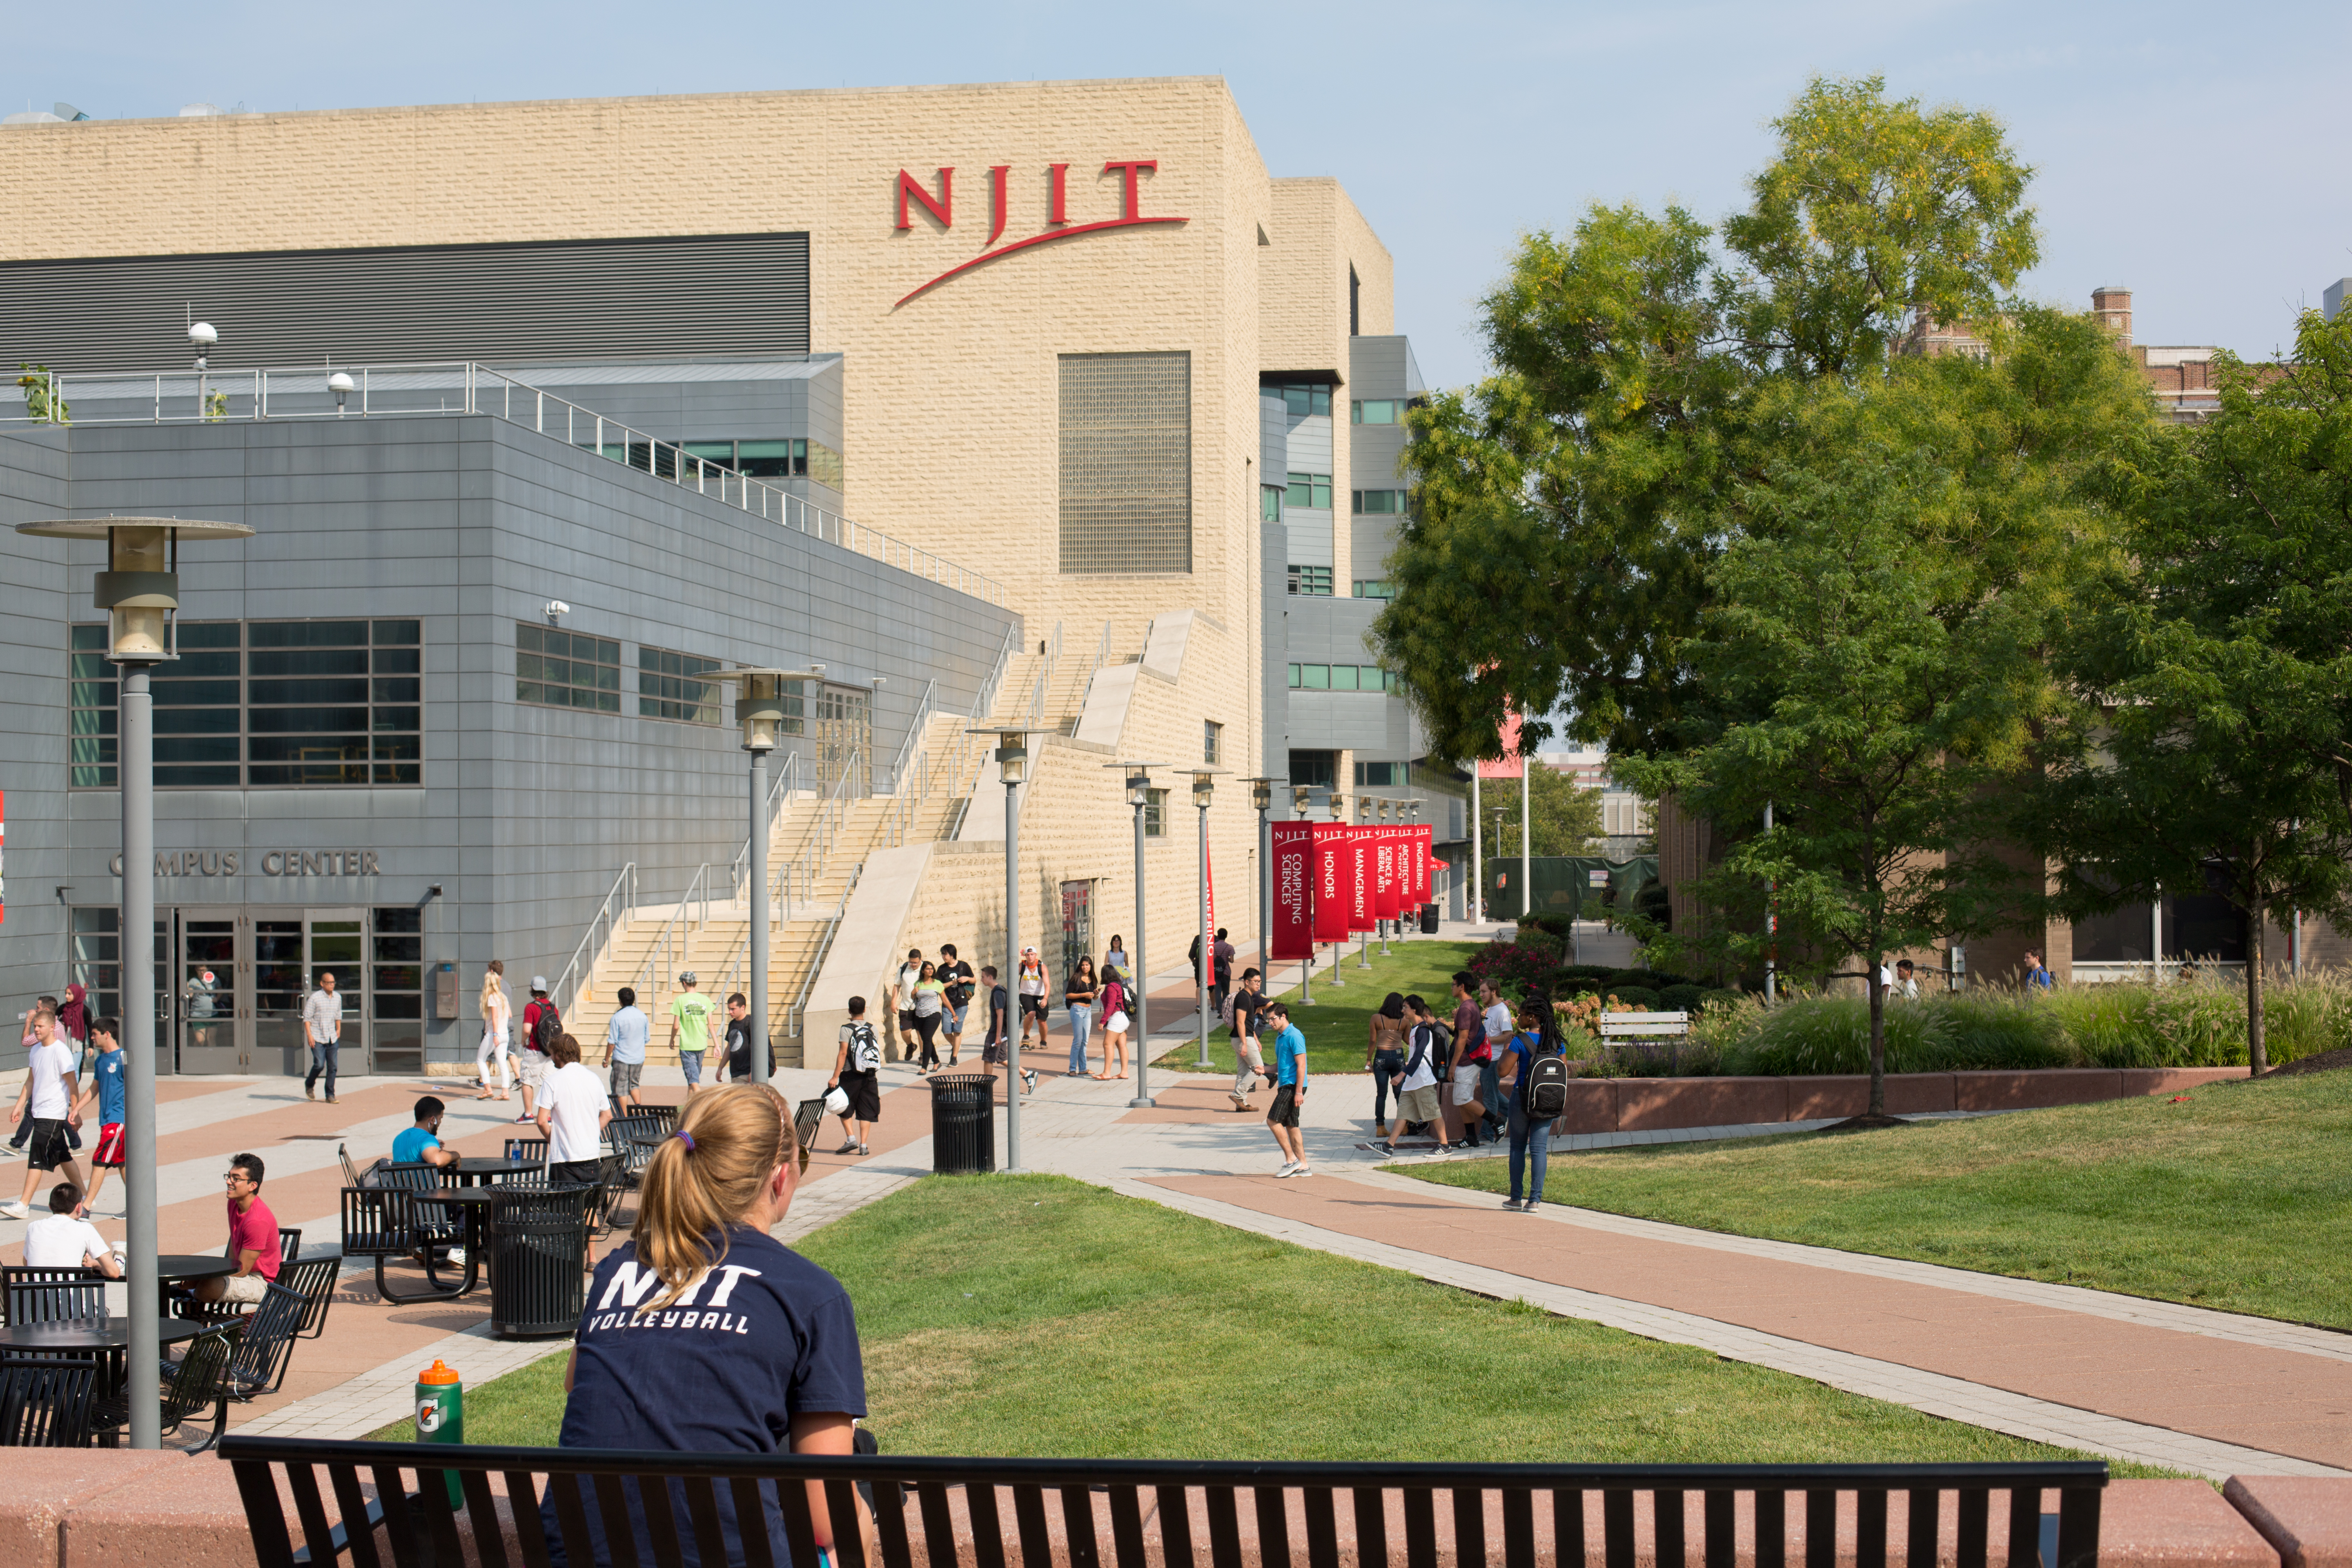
[1077,619,1114,714]
[784,860,862,1041]
[630,863,713,1011]
[1,360,1007,608]
[773,745,864,920]
[884,678,939,796]
[1029,621,1064,724]
[550,863,637,1017]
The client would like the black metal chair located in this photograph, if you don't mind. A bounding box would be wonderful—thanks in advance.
[96,1323,239,1452]
[0,1355,99,1447]
[277,1227,301,1263]
[227,1281,307,1399]
[0,1266,102,1327]
[5,1276,107,1327]
[504,1136,548,1163]
[279,1254,341,1343]
[337,1142,363,1187]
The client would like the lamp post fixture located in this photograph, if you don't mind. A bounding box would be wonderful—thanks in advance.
[1291,785,1314,1006]
[16,515,253,1451]
[1242,776,1283,999]
[715,668,819,1086]
[973,726,1031,1171]
[1107,761,1165,1107]
[1190,769,1228,1069]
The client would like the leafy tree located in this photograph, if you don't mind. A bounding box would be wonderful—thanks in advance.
[2028,308,2352,1072]
[1374,76,2039,765]
[1477,762,1606,858]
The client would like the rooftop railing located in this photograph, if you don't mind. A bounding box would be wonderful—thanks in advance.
[1,360,1008,608]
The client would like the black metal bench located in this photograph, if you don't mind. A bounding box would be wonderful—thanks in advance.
[220,1437,2104,1568]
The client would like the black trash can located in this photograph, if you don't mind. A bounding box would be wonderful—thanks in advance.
[487,1188,593,1338]
[930,1073,997,1175]
[1421,902,1441,934]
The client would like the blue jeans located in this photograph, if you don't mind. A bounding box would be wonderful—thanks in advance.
[1371,1051,1403,1123]
[305,1040,339,1098]
[1508,1097,1551,1203]
[1479,1059,1505,1129]
[1066,1007,1092,1074]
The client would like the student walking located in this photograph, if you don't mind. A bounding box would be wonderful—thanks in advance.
[908,961,946,1074]
[1064,956,1098,1078]
[980,965,1010,1066]
[1228,967,1269,1111]
[4,1009,89,1220]
[476,962,513,1101]
[301,971,344,1103]
[722,993,769,1083]
[1385,997,1452,1154]
[1456,973,1503,1142]
[1014,947,1049,1055]
[894,948,927,1061]
[537,1034,613,1189]
[1265,1002,1310,1177]
[1365,992,1408,1138]
[1499,1002,1558,1210]
[604,985,649,1109]
[518,978,561,1125]
[827,997,883,1155]
[668,972,713,1097]
[937,944,975,1069]
[1102,935,1129,985]
[1211,929,1236,1019]
[1096,967,1132,1080]
[7,995,62,1160]
[69,1017,127,1216]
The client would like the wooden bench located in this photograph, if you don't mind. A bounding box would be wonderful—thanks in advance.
[221,1435,2105,1568]
[1598,1010,1690,1040]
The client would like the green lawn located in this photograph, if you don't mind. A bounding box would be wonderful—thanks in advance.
[1405,1070,2352,1329]
[1145,937,1486,1079]
[374,1174,2163,1470]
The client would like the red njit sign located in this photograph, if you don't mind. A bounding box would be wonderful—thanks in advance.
[892,158,1189,306]
[1270,822,1314,962]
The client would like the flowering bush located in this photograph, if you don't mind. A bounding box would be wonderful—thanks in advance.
[1465,940,1555,998]
[1554,992,1639,1042]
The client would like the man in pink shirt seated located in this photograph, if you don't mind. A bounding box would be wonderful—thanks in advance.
[196,1152,281,1307]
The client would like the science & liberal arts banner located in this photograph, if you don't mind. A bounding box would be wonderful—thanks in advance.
[1270,822,1315,961]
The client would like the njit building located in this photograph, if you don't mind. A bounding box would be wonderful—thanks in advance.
[0,76,1443,1072]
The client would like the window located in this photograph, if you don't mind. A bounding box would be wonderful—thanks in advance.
[670,438,844,488]
[517,623,621,715]
[1059,352,1193,575]
[1352,400,1405,425]
[1355,761,1404,787]
[1144,788,1169,838]
[1353,489,1409,515]
[1276,384,1332,418]
[1287,566,1333,597]
[639,646,724,725]
[1261,485,1282,523]
[1285,472,1334,511]
[71,619,423,788]
[1287,662,1394,691]
[1289,750,1336,789]
[1353,581,1395,600]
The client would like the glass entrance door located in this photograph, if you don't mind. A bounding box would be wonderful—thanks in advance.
[815,684,872,795]
[305,910,367,1076]
[253,909,368,1076]
[1060,880,1095,993]
[174,908,249,1074]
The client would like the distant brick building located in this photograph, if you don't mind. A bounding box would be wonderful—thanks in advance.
[1905,286,2229,423]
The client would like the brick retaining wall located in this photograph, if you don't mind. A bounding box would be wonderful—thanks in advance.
[1559,1067,2249,1135]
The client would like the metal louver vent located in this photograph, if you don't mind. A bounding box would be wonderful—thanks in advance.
[0,232,810,372]
[1059,351,1193,576]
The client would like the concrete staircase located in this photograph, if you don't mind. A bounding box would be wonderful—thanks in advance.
[558,684,1029,1071]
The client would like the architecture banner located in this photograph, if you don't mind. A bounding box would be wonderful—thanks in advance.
[1346,828,1373,933]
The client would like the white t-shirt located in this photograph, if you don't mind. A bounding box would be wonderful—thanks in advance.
[541,1061,608,1164]
[1482,1002,1513,1045]
[27,1039,76,1120]
[24,1213,110,1269]
[1400,1025,1441,1093]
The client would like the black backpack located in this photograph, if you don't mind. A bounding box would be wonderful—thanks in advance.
[1523,1047,1571,1119]
[531,1000,563,1054]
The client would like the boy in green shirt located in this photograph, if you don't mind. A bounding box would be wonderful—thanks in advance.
[668,971,713,1097]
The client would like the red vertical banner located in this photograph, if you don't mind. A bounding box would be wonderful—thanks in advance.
[1372,830,1396,920]
[1346,829,1373,933]
[1415,826,1433,903]
[1270,823,1314,960]
[1311,824,1350,943]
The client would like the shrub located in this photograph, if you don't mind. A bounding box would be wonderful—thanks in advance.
[1609,986,1663,1011]
[1610,969,1695,991]
[1658,983,1708,1013]
[1466,942,1553,999]
[1521,912,1577,938]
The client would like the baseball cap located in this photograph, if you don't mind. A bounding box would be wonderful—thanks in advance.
[679,971,698,984]
[530,976,548,993]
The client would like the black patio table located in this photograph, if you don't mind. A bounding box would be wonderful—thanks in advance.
[446,1156,540,1186]
[401,1186,510,1298]
[153,1255,238,1286]
[0,1318,205,1354]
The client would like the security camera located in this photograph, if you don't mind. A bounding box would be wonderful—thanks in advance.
[544,600,570,621]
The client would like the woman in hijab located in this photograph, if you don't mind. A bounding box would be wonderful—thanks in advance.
[1364,991,1408,1139]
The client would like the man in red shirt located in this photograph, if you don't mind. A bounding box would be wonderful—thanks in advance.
[196,1152,281,1307]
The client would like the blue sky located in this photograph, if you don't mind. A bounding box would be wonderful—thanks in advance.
[10,0,2346,390]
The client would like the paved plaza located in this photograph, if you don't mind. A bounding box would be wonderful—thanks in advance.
[3,948,2341,1476]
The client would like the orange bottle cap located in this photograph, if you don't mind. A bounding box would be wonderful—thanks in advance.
[417,1359,461,1385]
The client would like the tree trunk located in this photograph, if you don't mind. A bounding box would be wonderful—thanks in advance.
[2247,914,2267,1076]
[1868,956,1887,1117]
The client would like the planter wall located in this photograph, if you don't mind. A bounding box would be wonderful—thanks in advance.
[1562,1066,2246,1135]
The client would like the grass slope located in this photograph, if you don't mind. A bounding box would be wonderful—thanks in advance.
[377,1174,2162,1470]
[1406,1071,2352,1328]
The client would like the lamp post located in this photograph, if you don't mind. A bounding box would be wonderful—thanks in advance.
[716,668,818,1084]
[1190,769,1228,1069]
[17,515,253,1451]
[1243,776,1283,992]
[973,726,1030,1171]
[1107,761,1164,1108]
[1292,786,1314,1006]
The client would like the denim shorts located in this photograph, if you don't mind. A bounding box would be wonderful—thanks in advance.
[679,1049,704,1084]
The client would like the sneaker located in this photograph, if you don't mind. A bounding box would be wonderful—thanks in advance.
[1521,1195,1542,1210]
[0,1146,20,1160]
[325,1095,339,1105]
[1021,1070,1039,1094]
[1291,1163,1312,1178]
[304,1085,316,1101]
[1274,1161,1300,1177]
[1501,1197,1522,1210]
[514,1112,535,1124]
[831,1140,860,1155]
[1229,1092,1249,1109]
[0,1202,25,1220]
[854,1144,871,1157]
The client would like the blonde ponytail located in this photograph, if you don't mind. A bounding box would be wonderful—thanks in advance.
[633,1083,791,1312]
[479,961,506,1018]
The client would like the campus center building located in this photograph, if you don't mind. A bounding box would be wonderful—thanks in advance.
[0,76,1437,1072]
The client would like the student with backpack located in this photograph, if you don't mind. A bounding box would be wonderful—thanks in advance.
[826,996,883,1156]
[517,978,563,1125]
[1497,996,1568,1210]
[1226,968,1268,1111]
[1383,996,1451,1154]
